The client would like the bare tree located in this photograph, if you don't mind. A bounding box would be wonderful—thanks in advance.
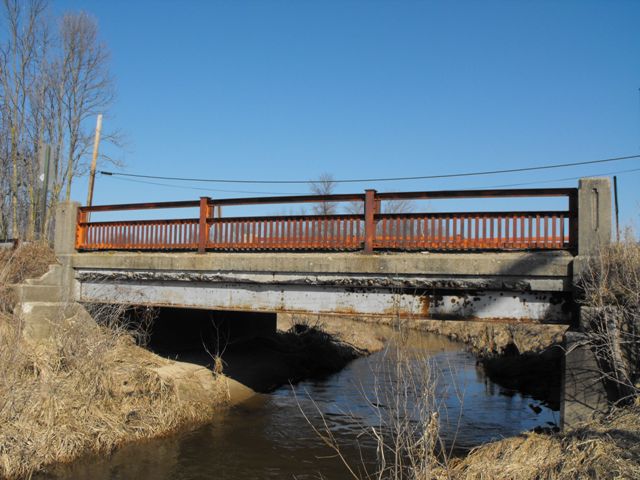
[0,0,47,239]
[0,2,118,240]
[344,198,416,216]
[310,172,337,215]
[344,199,363,215]
[383,199,415,214]
[59,12,114,201]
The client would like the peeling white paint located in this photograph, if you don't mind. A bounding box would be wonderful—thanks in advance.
[78,279,569,323]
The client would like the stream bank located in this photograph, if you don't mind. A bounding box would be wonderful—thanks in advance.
[38,325,559,480]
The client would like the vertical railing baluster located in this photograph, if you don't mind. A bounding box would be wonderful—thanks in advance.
[544,215,549,249]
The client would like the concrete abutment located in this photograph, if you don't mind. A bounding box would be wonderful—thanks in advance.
[560,177,613,428]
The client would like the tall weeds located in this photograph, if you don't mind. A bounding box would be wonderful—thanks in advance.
[299,324,452,480]
[577,232,640,404]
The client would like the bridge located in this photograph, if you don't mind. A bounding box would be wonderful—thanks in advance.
[18,177,612,428]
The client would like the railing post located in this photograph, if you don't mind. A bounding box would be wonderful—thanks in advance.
[75,209,88,250]
[198,197,212,254]
[364,189,377,253]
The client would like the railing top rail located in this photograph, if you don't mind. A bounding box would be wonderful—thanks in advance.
[80,200,200,213]
[79,187,577,213]
[78,210,571,227]
[376,209,570,219]
[375,187,577,201]
[78,217,199,226]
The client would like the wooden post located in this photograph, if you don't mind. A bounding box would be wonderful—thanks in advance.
[38,143,51,239]
[198,197,211,254]
[613,175,620,242]
[86,114,103,209]
[364,189,377,253]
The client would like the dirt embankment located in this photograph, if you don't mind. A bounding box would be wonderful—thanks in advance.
[0,244,230,479]
[441,402,640,480]
[0,244,381,480]
[0,309,232,480]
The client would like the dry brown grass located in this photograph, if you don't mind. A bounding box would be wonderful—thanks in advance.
[0,244,228,479]
[0,313,228,479]
[0,241,56,312]
[441,403,640,480]
[576,234,640,404]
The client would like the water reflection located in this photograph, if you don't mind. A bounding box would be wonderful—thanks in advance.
[40,332,557,480]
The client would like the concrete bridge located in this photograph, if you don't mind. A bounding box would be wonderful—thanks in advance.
[17,177,612,428]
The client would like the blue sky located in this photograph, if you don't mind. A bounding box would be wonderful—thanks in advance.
[54,0,640,225]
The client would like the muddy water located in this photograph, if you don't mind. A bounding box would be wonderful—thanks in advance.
[43,331,557,480]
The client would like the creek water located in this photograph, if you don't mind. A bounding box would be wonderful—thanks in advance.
[42,330,557,480]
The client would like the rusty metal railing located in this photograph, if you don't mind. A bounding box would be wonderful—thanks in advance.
[76,187,578,253]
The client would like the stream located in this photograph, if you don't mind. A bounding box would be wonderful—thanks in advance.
[41,330,557,480]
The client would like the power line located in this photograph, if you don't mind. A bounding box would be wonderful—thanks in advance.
[476,167,640,189]
[106,176,308,195]
[99,153,640,185]
[103,164,640,195]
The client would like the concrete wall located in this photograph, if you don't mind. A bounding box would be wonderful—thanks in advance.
[561,331,611,429]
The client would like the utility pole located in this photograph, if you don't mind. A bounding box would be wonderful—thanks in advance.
[86,114,103,208]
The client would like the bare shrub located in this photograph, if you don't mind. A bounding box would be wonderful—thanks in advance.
[82,302,157,347]
[577,232,640,404]
[298,324,451,480]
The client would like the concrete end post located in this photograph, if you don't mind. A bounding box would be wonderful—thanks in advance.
[53,201,80,301]
[54,201,81,256]
[572,177,612,313]
[577,177,611,257]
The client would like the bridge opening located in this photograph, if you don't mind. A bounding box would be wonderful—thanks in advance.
[142,307,277,358]
[115,306,364,393]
